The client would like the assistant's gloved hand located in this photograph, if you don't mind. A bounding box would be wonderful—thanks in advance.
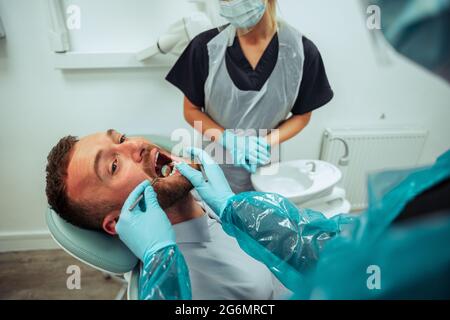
[116,180,176,261]
[176,148,235,217]
[218,130,271,173]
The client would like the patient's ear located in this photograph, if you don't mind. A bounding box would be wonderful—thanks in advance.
[102,211,120,235]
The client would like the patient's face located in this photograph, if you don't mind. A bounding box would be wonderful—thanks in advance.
[65,129,194,233]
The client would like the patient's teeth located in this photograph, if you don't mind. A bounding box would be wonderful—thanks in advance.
[169,167,178,176]
[161,165,171,177]
[155,151,159,166]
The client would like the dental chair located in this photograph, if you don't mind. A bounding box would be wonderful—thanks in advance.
[46,134,177,300]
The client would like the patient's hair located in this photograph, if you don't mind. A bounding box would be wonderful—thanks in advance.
[45,136,112,231]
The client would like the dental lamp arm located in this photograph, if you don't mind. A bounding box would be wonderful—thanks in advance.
[136,12,213,61]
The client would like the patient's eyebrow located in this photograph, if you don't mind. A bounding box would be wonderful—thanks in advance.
[94,150,104,181]
[106,129,115,140]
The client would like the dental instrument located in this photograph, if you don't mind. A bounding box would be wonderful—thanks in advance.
[128,178,160,211]
[198,159,209,183]
[177,148,235,215]
[117,180,189,300]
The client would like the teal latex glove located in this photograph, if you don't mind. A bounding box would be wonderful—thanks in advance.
[218,130,271,173]
[175,148,235,217]
[116,180,176,261]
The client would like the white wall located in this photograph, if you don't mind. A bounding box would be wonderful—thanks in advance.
[279,0,450,163]
[0,0,449,251]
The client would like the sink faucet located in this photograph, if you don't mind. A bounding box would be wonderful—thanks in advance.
[305,161,316,173]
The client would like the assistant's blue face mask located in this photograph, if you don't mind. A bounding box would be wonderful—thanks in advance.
[219,0,267,30]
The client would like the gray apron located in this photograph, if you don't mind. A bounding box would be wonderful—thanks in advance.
[204,21,304,193]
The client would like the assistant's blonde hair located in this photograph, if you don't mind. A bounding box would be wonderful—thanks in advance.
[267,0,277,28]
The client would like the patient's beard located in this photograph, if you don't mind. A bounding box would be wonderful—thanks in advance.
[151,176,193,210]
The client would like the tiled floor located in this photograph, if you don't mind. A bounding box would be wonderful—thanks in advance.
[0,249,124,300]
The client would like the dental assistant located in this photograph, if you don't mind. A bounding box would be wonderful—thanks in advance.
[166,0,334,193]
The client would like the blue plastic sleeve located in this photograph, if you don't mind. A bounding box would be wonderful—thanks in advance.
[138,245,191,300]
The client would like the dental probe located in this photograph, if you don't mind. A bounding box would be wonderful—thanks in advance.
[197,158,209,183]
[128,177,160,211]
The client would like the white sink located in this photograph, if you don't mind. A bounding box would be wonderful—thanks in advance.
[251,160,342,204]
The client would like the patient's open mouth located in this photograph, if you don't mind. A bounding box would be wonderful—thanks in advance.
[144,145,200,179]
[154,150,176,178]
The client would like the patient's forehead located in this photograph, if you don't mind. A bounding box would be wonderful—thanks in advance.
[81,131,112,145]
[65,133,103,201]
[71,132,111,170]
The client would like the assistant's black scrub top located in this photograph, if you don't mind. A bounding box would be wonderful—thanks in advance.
[166,27,334,116]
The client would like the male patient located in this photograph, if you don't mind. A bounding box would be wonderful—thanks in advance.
[45,129,286,299]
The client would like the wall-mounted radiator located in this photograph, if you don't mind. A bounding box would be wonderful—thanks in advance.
[320,128,428,211]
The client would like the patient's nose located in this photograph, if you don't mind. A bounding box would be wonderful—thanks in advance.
[120,140,145,163]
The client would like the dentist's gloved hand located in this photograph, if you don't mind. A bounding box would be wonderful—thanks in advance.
[116,180,176,261]
[176,148,235,217]
[218,130,271,173]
